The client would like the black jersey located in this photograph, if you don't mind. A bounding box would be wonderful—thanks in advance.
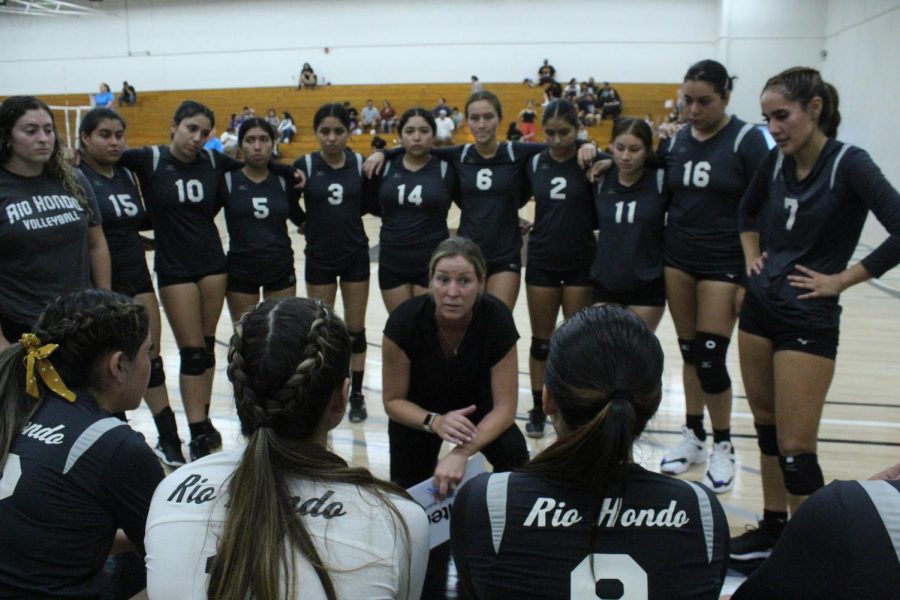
[526,150,596,271]
[374,154,456,249]
[0,391,163,598]
[119,146,239,278]
[433,142,544,265]
[222,169,301,280]
[592,167,668,292]
[733,479,900,599]
[294,150,370,269]
[739,140,900,330]
[452,467,727,599]
[663,117,768,275]
[0,169,102,325]
[78,162,146,277]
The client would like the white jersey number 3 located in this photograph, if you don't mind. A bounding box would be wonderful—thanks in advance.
[476,168,493,191]
[327,183,344,206]
[570,553,648,599]
[682,161,711,188]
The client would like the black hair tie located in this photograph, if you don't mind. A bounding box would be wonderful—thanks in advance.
[606,389,634,404]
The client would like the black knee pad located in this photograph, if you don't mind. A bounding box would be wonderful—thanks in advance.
[180,347,208,376]
[754,423,779,456]
[204,336,216,369]
[148,356,166,388]
[694,332,731,394]
[530,337,550,361]
[779,453,824,496]
[349,329,367,354]
[678,338,694,365]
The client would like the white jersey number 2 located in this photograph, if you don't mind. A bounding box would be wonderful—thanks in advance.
[570,553,648,599]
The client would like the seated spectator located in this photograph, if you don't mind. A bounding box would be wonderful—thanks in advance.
[731,462,900,599]
[118,81,137,107]
[564,78,579,97]
[0,290,164,598]
[451,304,728,599]
[93,83,114,108]
[577,93,598,125]
[342,101,359,133]
[299,62,317,90]
[264,107,279,130]
[228,112,240,131]
[277,110,297,143]
[599,81,623,119]
[434,109,454,146]
[432,97,451,119]
[506,121,523,142]
[585,76,598,97]
[219,127,239,157]
[538,58,556,84]
[543,79,562,106]
[470,75,483,94]
[145,297,429,599]
[380,100,398,133]
[203,128,224,153]
[450,107,464,131]
[361,99,380,133]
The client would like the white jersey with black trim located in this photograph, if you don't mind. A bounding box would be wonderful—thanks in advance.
[145,446,430,600]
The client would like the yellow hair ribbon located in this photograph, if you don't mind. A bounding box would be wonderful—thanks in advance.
[20,333,77,403]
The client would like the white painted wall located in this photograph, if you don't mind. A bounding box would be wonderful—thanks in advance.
[823,0,900,185]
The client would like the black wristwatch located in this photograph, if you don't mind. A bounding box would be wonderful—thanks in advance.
[423,412,438,433]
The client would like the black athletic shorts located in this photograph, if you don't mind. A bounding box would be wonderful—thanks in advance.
[378,242,436,290]
[0,313,32,343]
[738,290,839,360]
[305,247,371,285]
[111,261,154,297]
[486,257,522,277]
[525,263,592,287]
[664,256,744,285]
[228,268,297,295]
[593,277,666,307]
[157,267,227,288]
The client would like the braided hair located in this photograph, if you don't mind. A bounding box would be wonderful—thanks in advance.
[209,297,412,600]
[0,289,148,470]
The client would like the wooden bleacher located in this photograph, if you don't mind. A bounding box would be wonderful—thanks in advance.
[31,82,680,161]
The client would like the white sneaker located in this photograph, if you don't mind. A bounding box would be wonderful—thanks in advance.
[704,440,736,493]
[660,426,707,475]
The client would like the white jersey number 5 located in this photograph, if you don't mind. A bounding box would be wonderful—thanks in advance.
[570,553,648,599]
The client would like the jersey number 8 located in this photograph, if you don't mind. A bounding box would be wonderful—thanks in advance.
[570,553,648,599]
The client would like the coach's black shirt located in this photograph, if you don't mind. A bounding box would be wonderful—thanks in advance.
[0,391,163,598]
[384,293,518,422]
[452,467,727,599]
